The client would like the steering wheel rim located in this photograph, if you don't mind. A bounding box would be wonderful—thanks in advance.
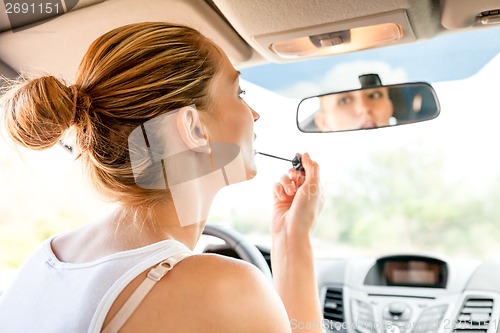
[202,224,273,282]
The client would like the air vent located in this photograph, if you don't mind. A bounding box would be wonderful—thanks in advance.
[454,298,494,333]
[414,304,448,333]
[324,287,345,330]
[352,299,376,333]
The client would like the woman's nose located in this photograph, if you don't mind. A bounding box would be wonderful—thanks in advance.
[252,107,260,122]
[356,96,372,116]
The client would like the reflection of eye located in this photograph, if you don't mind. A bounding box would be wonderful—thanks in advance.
[369,91,383,99]
[337,96,353,106]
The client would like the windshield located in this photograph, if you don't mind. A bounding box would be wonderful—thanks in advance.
[223,26,500,260]
[215,53,500,260]
[1,28,500,276]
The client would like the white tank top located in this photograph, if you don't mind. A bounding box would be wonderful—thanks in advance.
[0,234,193,333]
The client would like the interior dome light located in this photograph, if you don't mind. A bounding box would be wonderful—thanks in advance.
[270,23,403,58]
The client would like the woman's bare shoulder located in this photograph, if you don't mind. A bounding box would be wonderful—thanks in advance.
[114,253,292,333]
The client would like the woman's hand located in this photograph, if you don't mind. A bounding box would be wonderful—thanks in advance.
[270,152,325,332]
[271,152,324,242]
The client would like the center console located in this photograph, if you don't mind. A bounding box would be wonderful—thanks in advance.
[317,254,499,333]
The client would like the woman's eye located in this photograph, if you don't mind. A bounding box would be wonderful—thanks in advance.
[338,96,352,106]
[238,89,246,98]
[370,91,383,99]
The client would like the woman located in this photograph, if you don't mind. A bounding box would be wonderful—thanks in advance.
[314,87,394,131]
[0,23,324,332]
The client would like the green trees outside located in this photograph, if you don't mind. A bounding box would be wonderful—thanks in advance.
[312,147,500,258]
[2,144,500,269]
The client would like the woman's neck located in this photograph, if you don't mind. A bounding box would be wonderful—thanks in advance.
[111,186,220,251]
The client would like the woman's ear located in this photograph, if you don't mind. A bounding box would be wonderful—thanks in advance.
[176,106,211,153]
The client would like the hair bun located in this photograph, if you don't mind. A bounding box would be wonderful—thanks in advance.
[1,75,76,150]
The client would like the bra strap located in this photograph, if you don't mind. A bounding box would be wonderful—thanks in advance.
[101,251,191,333]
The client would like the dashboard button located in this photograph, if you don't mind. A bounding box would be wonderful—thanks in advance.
[389,302,406,316]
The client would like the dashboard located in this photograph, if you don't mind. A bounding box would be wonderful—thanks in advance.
[202,241,500,333]
[316,255,500,333]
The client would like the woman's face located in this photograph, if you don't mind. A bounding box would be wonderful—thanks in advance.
[199,46,260,179]
[315,87,394,131]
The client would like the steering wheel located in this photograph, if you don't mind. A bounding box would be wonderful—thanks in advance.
[202,224,273,282]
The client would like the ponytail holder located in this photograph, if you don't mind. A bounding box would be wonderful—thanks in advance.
[69,85,79,124]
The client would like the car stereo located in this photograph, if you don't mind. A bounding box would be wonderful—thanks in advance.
[364,255,448,288]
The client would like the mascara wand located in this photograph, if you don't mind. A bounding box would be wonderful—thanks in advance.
[256,152,305,172]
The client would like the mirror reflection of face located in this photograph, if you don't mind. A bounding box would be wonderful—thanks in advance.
[314,87,394,131]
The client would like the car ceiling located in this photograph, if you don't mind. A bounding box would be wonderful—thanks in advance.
[0,0,499,82]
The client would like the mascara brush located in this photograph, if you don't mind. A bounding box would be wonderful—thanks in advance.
[256,152,305,172]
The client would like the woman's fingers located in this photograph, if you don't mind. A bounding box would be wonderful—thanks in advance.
[288,168,305,188]
[279,173,296,196]
[271,152,323,238]
[301,152,320,185]
[288,153,319,188]
[273,153,320,203]
[273,182,287,201]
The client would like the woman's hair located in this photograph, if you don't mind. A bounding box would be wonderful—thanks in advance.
[1,22,220,207]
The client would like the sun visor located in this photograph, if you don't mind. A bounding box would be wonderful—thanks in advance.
[441,0,500,29]
[0,0,253,81]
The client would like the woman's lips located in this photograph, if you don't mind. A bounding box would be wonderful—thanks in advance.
[360,120,376,129]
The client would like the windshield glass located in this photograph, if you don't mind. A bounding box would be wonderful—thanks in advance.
[213,53,500,260]
[217,26,500,260]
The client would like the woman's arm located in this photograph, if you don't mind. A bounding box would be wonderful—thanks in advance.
[271,153,325,333]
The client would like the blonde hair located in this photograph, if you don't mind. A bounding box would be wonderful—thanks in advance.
[1,22,220,207]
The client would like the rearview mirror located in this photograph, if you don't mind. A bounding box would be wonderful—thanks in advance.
[297,82,440,133]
